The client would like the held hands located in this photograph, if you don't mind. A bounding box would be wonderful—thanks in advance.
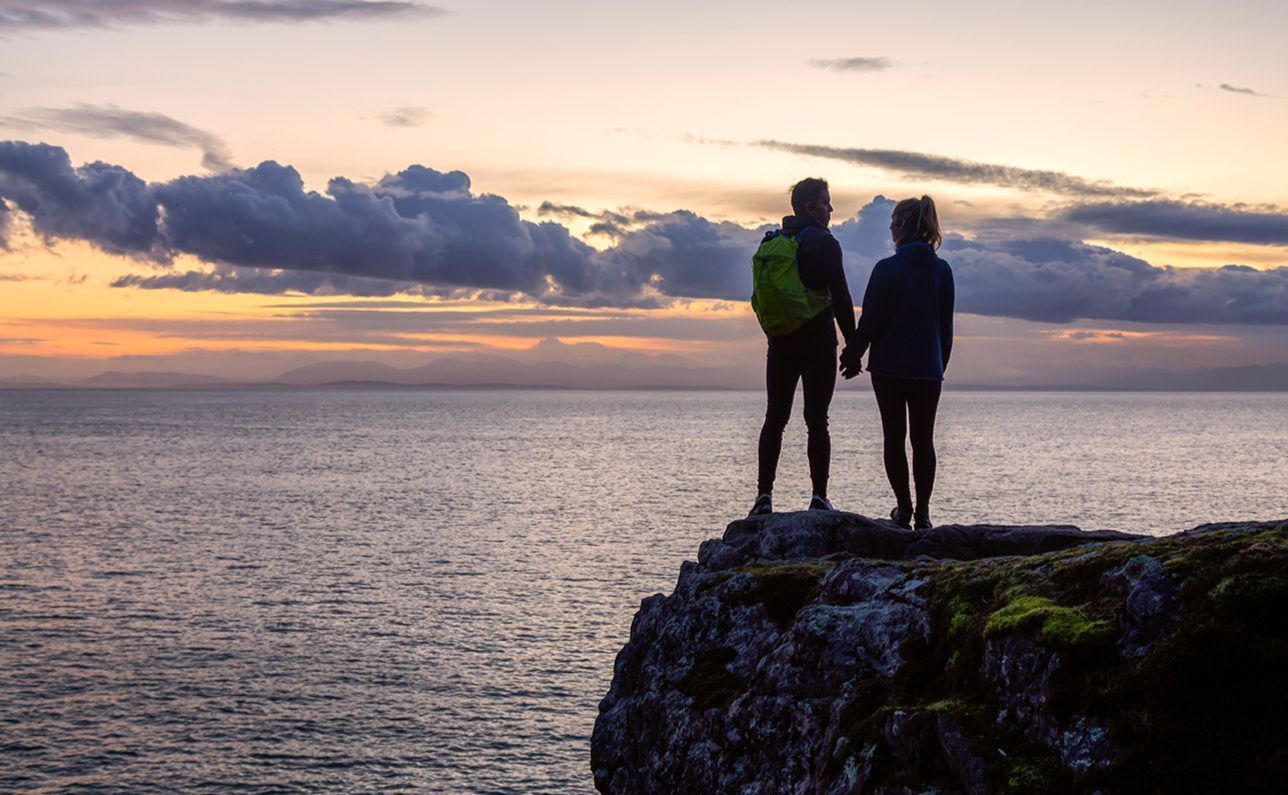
[839,345,863,379]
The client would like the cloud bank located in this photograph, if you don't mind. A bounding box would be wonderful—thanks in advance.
[0,1,439,31]
[2,140,1286,325]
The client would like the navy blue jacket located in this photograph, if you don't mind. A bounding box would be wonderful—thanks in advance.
[851,242,955,381]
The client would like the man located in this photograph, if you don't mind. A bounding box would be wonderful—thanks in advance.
[748,177,857,516]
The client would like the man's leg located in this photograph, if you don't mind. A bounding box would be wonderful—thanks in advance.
[757,342,801,496]
[801,345,838,499]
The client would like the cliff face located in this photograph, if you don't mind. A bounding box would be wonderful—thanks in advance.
[592,513,1288,794]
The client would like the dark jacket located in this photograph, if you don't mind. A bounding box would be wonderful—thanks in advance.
[851,241,954,380]
[767,215,857,349]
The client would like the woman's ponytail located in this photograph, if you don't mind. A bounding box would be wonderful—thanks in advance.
[893,195,943,250]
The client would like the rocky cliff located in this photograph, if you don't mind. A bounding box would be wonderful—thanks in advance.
[592,513,1288,794]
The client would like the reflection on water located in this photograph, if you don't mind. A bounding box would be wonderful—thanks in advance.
[1,389,1285,791]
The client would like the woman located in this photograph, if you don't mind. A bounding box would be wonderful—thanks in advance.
[840,196,954,529]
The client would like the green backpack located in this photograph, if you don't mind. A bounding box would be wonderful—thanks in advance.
[751,229,832,335]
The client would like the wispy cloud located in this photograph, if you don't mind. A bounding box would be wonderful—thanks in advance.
[0,104,232,171]
[378,106,429,128]
[1219,83,1266,97]
[0,1,441,32]
[752,139,1159,199]
[1060,200,1288,246]
[808,56,893,72]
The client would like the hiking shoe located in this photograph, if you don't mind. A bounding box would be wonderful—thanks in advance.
[748,492,773,517]
[808,494,836,512]
[890,505,913,529]
[914,509,933,530]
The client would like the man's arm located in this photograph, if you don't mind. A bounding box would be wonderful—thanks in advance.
[821,236,856,345]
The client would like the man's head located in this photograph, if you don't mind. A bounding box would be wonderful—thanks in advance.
[789,177,832,227]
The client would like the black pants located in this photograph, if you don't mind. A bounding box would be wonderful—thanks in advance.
[757,339,837,498]
[871,374,942,511]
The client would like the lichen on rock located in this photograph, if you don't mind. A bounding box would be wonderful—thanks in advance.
[592,513,1288,794]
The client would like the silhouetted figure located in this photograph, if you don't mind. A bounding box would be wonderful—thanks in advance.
[749,178,857,516]
[841,196,954,529]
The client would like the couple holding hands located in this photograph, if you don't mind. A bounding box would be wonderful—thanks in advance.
[749,179,954,530]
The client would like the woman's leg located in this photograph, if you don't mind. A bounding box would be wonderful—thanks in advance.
[870,375,912,510]
[907,379,943,513]
[800,344,838,499]
[757,342,801,495]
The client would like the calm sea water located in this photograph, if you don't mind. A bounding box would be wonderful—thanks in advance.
[2,389,1285,793]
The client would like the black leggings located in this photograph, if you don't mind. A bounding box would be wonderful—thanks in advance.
[757,341,837,498]
[871,374,942,511]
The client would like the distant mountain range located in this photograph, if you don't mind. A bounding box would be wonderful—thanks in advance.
[3,358,1288,391]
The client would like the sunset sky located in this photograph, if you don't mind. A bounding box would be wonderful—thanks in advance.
[1,0,1286,386]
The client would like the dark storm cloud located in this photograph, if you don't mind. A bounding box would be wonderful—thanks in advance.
[754,140,1159,199]
[3,140,1286,325]
[940,238,1288,325]
[1061,200,1288,245]
[0,104,232,171]
[0,140,163,257]
[808,57,893,72]
[378,106,429,127]
[0,1,440,31]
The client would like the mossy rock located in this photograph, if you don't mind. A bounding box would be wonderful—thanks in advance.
[729,561,832,629]
[984,593,1114,649]
[677,646,747,711]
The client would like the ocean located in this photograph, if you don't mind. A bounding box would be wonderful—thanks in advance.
[2,388,1285,792]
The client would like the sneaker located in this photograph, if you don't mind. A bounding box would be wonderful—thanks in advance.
[748,492,773,517]
[808,494,836,512]
[913,509,933,530]
[889,505,913,530]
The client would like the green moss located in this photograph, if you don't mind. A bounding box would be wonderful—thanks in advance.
[676,646,747,711]
[1003,758,1056,793]
[984,594,1114,648]
[947,596,978,639]
[730,562,831,629]
[921,698,963,714]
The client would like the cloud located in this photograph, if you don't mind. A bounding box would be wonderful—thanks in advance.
[1060,200,1288,245]
[0,104,232,171]
[112,264,417,296]
[808,57,893,72]
[0,140,164,257]
[0,1,440,32]
[3,140,1287,325]
[378,106,429,127]
[1219,83,1265,97]
[939,238,1288,325]
[753,140,1158,198]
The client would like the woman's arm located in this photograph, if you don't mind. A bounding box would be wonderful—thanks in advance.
[850,260,892,359]
[940,266,955,371]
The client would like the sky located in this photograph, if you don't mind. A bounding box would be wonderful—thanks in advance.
[1,0,1286,386]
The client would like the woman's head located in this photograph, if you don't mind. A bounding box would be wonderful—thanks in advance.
[890,195,942,249]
